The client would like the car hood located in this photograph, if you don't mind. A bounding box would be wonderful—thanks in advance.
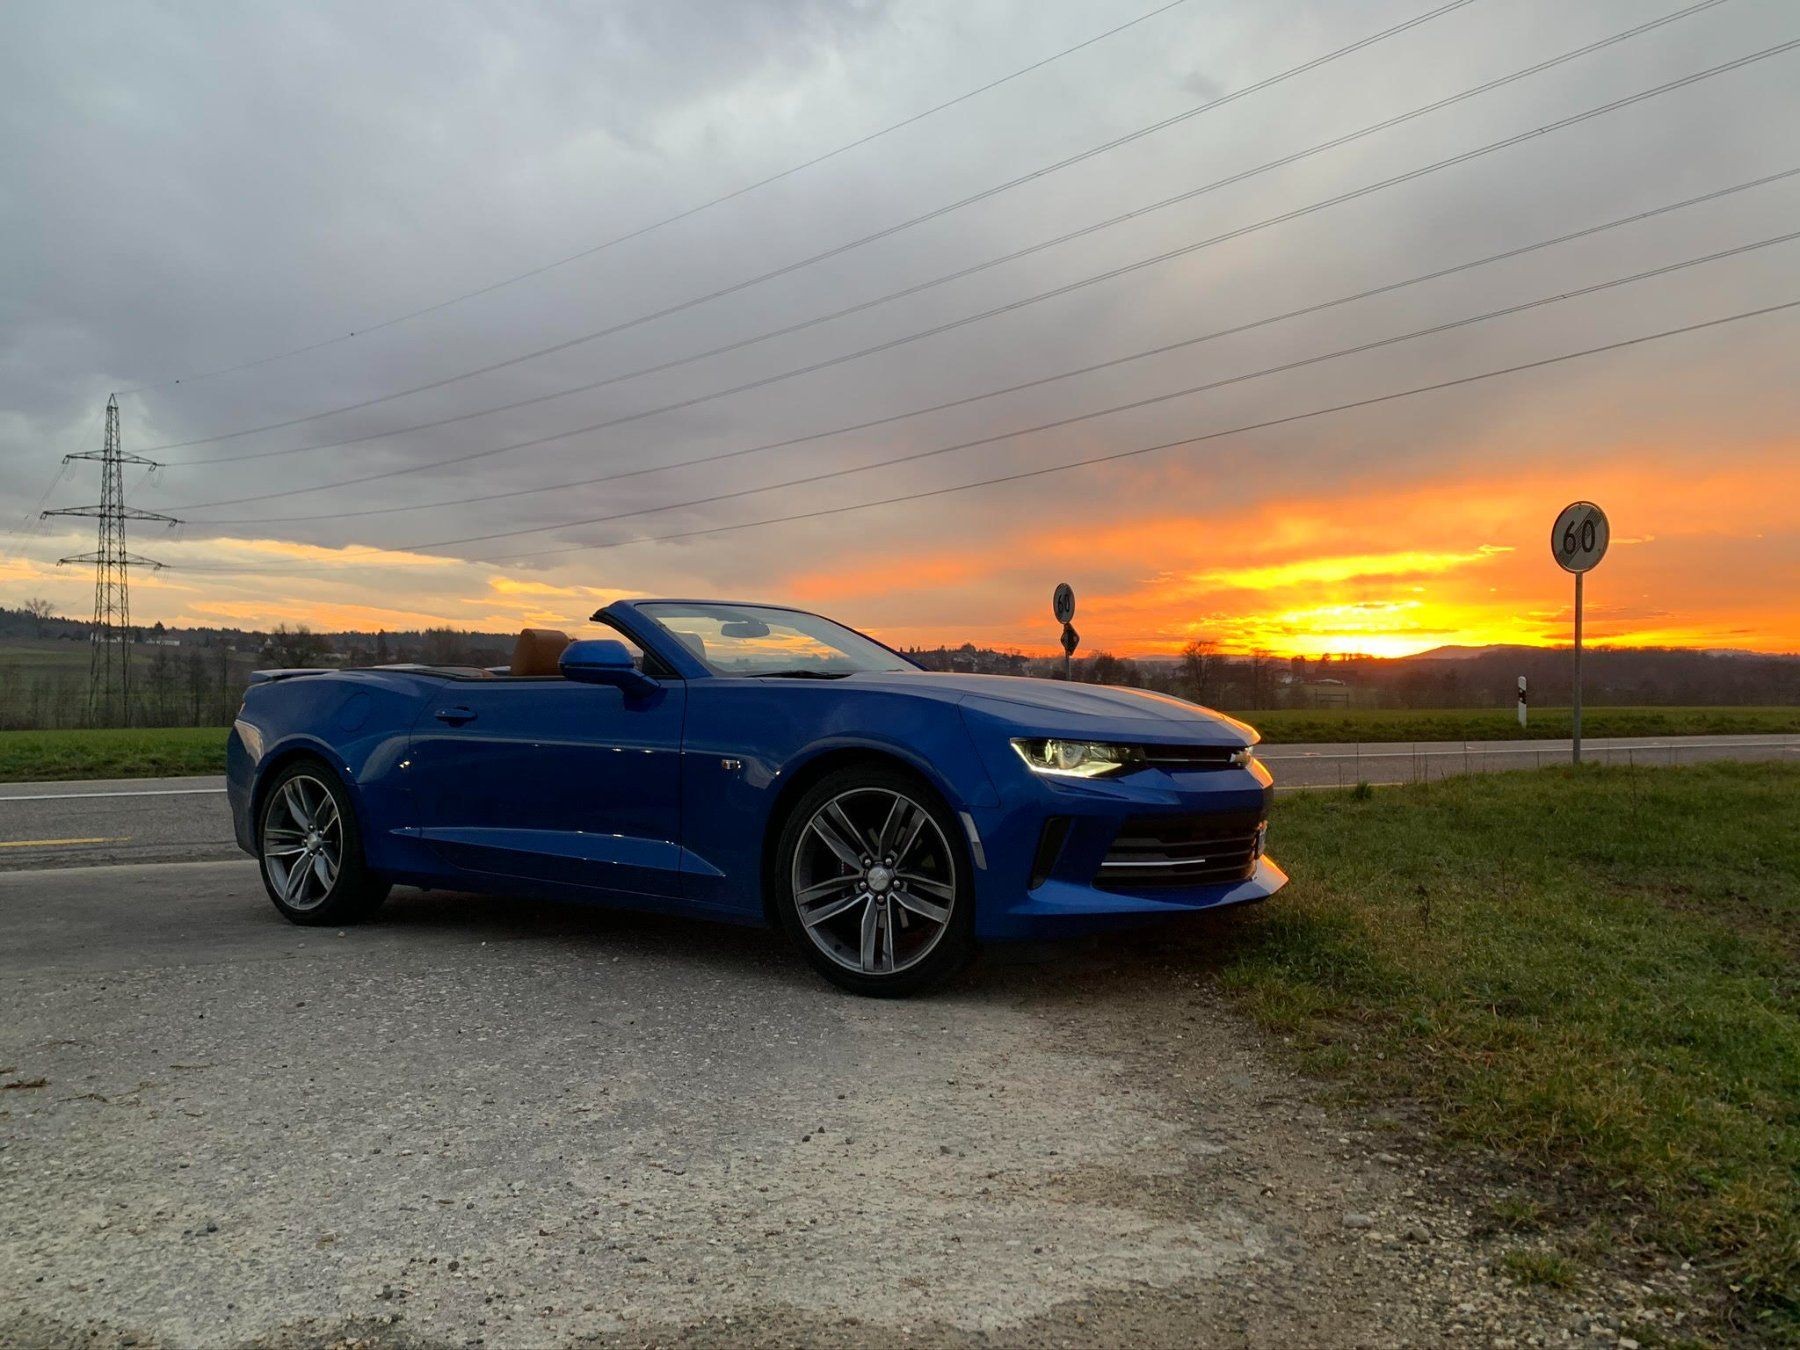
[838,671,1258,745]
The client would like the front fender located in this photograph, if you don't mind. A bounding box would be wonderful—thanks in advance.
[677,683,997,917]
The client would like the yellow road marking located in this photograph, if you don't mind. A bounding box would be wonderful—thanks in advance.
[0,836,129,849]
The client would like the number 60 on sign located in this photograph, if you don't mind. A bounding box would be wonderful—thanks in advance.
[1551,501,1609,573]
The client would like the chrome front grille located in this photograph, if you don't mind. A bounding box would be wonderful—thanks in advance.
[1096,810,1265,889]
[1140,743,1247,771]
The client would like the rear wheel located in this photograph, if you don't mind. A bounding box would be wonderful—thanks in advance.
[773,766,975,996]
[256,762,389,926]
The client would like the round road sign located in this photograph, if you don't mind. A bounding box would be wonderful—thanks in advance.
[1052,582,1076,624]
[1551,501,1609,573]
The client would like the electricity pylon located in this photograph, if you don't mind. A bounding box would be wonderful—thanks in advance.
[43,395,178,725]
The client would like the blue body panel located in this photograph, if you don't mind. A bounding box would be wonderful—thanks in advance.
[227,599,1286,941]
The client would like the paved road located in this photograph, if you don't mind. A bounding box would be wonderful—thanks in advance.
[0,775,237,871]
[2,862,1687,1348]
[2,734,1794,872]
[1262,731,1799,790]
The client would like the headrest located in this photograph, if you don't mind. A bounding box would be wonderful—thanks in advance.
[671,631,706,663]
[510,627,571,677]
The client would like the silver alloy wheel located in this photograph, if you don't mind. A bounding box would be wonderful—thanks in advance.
[791,787,957,976]
[261,774,343,912]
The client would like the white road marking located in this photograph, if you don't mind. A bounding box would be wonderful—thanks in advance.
[0,787,228,803]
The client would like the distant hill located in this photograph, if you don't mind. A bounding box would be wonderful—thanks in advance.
[1412,643,1785,662]
[1411,644,1543,661]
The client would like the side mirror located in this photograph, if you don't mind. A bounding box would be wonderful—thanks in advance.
[560,639,660,700]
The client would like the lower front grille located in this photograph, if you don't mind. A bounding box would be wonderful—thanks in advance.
[1096,810,1265,889]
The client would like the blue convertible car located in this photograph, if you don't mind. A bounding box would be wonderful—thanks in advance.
[228,600,1285,994]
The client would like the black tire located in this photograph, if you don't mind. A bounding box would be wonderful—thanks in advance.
[772,765,976,996]
[255,760,390,926]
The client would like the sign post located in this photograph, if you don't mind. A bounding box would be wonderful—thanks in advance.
[1052,583,1077,681]
[1550,501,1609,764]
[1517,675,1527,729]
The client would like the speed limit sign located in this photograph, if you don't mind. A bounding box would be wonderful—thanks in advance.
[1551,501,1609,573]
[1551,500,1609,765]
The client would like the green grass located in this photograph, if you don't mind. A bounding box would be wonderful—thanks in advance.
[0,726,230,781]
[1225,763,1800,1336]
[1235,705,1800,743]
[1497,1248,1582,1290]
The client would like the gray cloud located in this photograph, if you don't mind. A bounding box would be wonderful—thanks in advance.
[3,0,1796,633]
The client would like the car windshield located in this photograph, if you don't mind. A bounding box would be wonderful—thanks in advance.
[637,603,915,678]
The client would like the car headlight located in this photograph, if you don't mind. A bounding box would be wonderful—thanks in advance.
[1011,738,1144,779]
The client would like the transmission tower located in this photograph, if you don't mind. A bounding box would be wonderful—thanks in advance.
[43,395,178,725]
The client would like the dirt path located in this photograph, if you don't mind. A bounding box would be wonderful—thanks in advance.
[1,865,1698,1347]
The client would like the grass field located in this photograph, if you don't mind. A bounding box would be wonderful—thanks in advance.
[1222,763,1799,1336]
[0,726,230,782]
[1238,704,1800,743]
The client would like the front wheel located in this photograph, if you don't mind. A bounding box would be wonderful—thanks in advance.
[256,762,390,926]
[773,767,975,996]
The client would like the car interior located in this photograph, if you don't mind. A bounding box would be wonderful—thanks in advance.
[388,624,699,681]
[492,625,677,680]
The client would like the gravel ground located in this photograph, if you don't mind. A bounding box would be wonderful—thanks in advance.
[1,861,1706,1348]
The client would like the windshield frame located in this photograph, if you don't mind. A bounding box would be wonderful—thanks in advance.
[629,601,920,679]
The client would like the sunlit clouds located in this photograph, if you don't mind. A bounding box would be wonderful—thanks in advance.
[2,2,1796,656]
[778,444,1800,656]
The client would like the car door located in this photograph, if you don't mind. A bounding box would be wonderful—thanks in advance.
[405,675,687,897]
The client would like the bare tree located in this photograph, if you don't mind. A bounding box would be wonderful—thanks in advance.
[23,597,54,636]
[1083,651,1125,685]
[264,623,327,668]
[186,650,209,725]
[1246,649,1278,709]
[145,647,176,726]
[1180,639,1219,706]
[215,642,234,721]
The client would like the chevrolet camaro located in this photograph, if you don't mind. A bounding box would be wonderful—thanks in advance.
[227,599,1285,994]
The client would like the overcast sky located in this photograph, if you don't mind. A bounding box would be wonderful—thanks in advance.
[3,0,1796,655]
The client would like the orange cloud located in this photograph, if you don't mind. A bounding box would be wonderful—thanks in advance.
[778,442,1800,657]
[9,441,1795,659]
[1198,546,1512,592]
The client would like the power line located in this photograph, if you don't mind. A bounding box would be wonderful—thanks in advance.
[169,235,1799,572]
[160,0,1728,470]
[165,298,1800,574]
[143,0,1480,452]
[182,167,1800,527]
[313,231,1800,553]
[474,301,1800,563]
[117,0,1198,396]
[162,40,1798,513]
[1,402,109,549]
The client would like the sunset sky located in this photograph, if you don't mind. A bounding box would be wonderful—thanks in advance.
[3,0,1796,658]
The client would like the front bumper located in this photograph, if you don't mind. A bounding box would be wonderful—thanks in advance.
[964,754,1285,941]
[985,856,1288,939]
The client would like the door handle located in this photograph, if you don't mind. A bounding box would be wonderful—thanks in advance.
[434,705,477,725]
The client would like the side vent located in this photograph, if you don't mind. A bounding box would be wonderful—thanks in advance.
[1029,817,1072,889]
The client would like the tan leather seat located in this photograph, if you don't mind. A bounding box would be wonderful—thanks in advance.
[509,627,571,677]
